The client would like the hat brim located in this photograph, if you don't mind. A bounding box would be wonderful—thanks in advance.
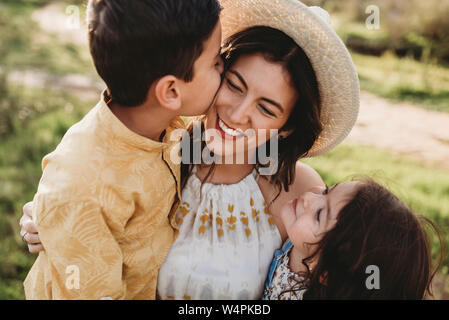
[220,0,360,157]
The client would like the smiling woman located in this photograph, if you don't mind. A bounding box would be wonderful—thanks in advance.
[155,0,363,300]
[198,26,323,190]
[156,25,328,300]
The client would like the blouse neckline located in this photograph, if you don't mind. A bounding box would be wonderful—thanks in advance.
[191,165,259,187]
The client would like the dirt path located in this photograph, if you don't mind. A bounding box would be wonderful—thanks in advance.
[32,2,88,48]
[345,91,449,169]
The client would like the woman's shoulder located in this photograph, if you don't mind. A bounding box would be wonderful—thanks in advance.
[288,161,325,195]
[265,162,324,202]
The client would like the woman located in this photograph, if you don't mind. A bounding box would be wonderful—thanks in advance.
[20,0,360,299]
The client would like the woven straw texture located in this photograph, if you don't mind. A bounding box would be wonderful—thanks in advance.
[220,0,360,157]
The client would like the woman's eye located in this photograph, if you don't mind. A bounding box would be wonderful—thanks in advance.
[226,78,242,92]
[258,104,275,117]
[316,208,322,222]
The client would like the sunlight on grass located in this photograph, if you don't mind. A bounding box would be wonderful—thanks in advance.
[352,51,449,112]
[333,17,449,113]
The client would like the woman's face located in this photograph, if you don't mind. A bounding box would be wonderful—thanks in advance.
[280,182,361,258]
[204,53,298,159]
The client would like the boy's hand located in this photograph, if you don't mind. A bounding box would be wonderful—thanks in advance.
[19,202,44,253]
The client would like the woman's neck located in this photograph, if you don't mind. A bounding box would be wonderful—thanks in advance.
[196,162,256,185]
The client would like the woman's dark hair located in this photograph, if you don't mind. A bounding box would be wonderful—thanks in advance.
[181,26,322,199]
[87,0,222,106]
[286,179,446,300]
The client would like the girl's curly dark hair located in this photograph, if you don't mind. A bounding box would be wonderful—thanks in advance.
[282,179,446,300]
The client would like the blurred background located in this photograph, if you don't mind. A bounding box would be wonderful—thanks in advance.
[0,0,448,299]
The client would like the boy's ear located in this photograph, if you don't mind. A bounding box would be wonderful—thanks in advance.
[154,75,182,111]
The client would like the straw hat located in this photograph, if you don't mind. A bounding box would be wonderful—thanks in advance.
[220,0,360,157]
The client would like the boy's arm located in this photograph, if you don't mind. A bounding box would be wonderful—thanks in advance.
[32,193,126,300]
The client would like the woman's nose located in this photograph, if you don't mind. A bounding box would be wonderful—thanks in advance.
[228,101,251,125]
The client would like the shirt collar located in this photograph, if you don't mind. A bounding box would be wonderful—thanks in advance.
[98,90,180,152]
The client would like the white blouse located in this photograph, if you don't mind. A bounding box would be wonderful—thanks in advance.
[157,167,282,300]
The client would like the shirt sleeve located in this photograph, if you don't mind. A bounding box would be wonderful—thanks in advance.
[32,192,127,300]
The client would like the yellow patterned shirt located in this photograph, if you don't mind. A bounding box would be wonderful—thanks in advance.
[24,93,184,300]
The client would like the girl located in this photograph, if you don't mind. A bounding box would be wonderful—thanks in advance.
[263,179,444,300]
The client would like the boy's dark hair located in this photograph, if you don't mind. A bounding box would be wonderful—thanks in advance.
[87,0,222,106]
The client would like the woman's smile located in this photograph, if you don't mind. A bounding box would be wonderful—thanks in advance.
[215,114,247,140]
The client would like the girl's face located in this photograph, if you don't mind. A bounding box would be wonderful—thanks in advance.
[204,53,298,158]
[280,181,361,258]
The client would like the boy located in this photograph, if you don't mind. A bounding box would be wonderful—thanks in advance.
[24,0,223,299]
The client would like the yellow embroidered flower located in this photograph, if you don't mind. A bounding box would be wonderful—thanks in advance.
[217,229,224,238]
[229,225,236,231]
[268,216,275,226]
[200,214,209,224]
[179,206,190,217]
[198,225,206,235]
[264,205,269,215]
[245,228,252,237]
[227,215,236,224]
[250,198,254,207]
[228,204,234,213]
[252,208,259,218]
[240,217,249,227]
[216,217,223,227]
[184,295,191,300]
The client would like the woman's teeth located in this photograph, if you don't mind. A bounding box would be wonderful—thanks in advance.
[218,119,245,137]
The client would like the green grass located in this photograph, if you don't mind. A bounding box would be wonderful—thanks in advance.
[352,51,449,113]
[302,144,449,280]
[0,0,93,75]
[332,17,449,113]
[0,80,94,299]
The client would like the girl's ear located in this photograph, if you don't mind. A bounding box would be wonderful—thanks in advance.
[154,75,182,111]
[319,271,328,286]
[279,129,294,140]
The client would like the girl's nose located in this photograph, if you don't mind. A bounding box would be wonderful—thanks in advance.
[301,188,324,209]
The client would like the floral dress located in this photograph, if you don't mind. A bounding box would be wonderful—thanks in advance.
[262,239,307,300]
[157,167,282,300]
